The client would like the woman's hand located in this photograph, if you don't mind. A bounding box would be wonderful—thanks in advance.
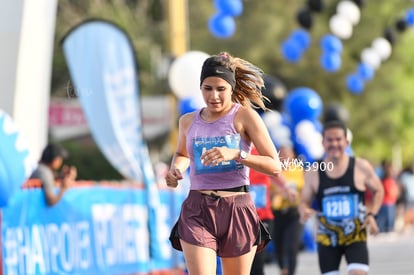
[200,147,238,166]
[200,147,240,166]
[165,168,183,188]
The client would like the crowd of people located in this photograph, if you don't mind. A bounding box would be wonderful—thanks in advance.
[371,159,414,235]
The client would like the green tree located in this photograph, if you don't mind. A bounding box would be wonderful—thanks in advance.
[188,0,414,165]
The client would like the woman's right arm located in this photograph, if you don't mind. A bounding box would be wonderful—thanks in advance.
[165,113,193,188]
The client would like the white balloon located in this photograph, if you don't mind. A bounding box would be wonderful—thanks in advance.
[329,14,353,40]
[371,37,392,61]
[294,123,324,159]
[337,0,361,26]
[295,120,315,143]
[347,128,353,144]
[302,131,319,147]
[270,125,292,148]
[262,111,282,129]
[309,141,324,159]
[193,92,206,109]
[271,124,291,140]
[361,48,381,70]
[168,51,210,99]
[304,131,323,159]
[279,139,293,148]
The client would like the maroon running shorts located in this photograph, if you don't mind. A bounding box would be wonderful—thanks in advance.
[169,190,271,257]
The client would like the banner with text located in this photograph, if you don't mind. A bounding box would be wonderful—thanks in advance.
[61,20,164,261]
[1,186,184,275]
[61,20,143,181]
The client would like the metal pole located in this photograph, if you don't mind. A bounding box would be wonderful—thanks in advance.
[166,0,188,56]
[166,0,189,151]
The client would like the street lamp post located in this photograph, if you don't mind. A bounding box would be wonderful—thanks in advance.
[166,0,189,151]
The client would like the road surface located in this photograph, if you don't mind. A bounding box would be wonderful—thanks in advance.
[264,231,414,274]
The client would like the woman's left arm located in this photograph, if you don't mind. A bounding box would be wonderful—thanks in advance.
[236,108,281,176]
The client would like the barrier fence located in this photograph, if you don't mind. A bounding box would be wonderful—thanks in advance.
[0,180,186,275]
[1,180,317,275]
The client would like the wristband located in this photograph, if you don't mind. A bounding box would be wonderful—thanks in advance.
[238,150,248,162]
[366,212,376,218]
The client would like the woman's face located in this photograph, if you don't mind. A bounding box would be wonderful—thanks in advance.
[200,76,233,113]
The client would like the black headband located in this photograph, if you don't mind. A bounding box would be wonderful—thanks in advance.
[200,65,236,90]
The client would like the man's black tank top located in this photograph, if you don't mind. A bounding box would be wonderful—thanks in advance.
[315,157,367,247]
[316,157,364,210]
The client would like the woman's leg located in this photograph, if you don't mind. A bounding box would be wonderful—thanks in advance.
[221,246,257,275]
[181,240,218,275]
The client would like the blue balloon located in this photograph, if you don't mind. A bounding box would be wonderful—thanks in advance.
[208,13,236,39]
[281,38,303,63]
[283,89,300,114]
[312,119,323,133]
[290,28,311,50]
[345,145,354,156]
[284,87,323,124]
[294,139,315,163]
[281,112,292,128]
[214,0,243,17]
[357,62,374,81]
[346,73,365,94]
[320,34,343,53]
[179,97,200,115]
[406,8,414,26]
[320,52,341,72]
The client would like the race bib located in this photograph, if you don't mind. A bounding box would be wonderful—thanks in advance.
[250,184,267,208]
[193,134,242,174]
[322,194,358,220]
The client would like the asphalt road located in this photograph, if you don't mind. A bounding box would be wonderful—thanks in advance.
[264,231,414,275]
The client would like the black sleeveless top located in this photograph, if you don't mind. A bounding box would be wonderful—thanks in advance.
[315,157,367,247]
[316,157,365,210]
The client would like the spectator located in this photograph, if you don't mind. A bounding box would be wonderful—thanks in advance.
[271,146,304,275]
[29,143,77,206]
[376,160,400,232]
[399,163,414,233]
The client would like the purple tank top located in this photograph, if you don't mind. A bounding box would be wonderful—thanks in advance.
[186,103,251,190]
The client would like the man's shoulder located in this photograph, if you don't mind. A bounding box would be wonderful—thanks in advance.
[30,164,53,179]
[353,157,373,169]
